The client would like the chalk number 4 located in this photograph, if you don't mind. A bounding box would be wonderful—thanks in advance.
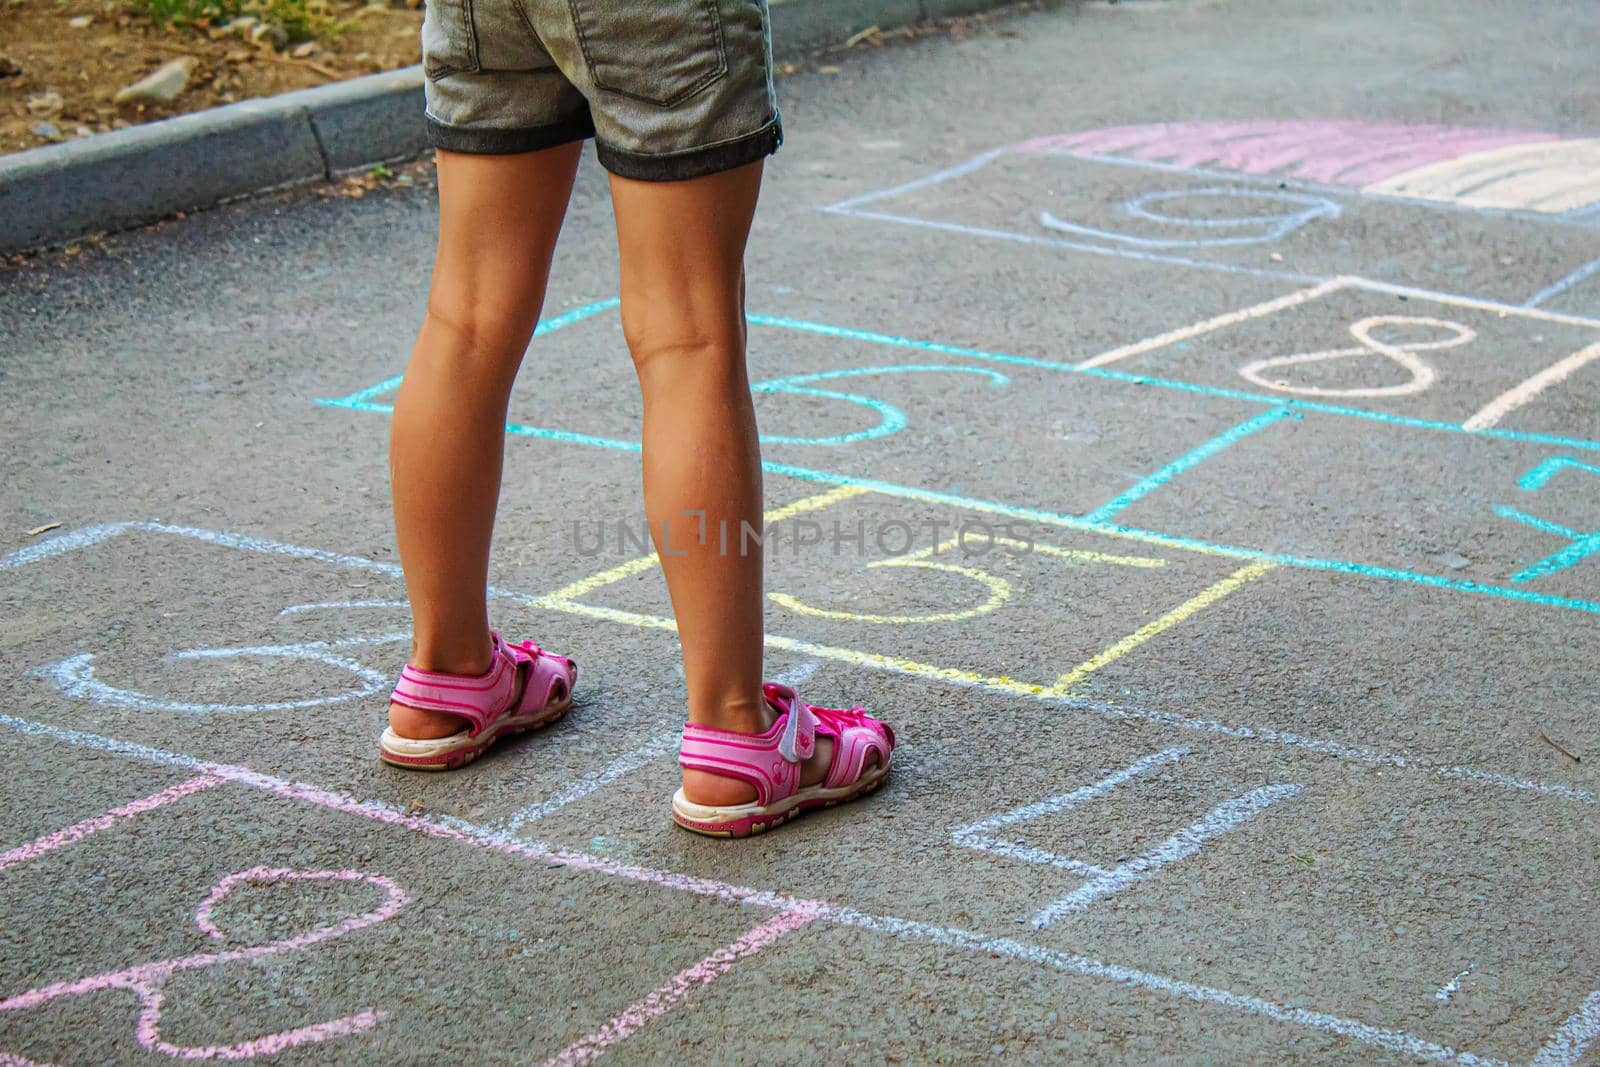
[1495,456,1600,582]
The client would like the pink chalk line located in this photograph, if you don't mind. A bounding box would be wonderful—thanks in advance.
[0,774,222,874]
[0,867,407,1060]
[1,714,1587,1067]
[1015,121,1557,187]
[542,905,821,1066]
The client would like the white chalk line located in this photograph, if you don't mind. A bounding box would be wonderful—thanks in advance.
[4,522,1590,805]
[1080,275,1600,373]
[1529,991,1600,1067]
[1030,783,1305,927]
[822,148,1008,214]
[1342,276,1600,331]
[1463,342,1600,430]
[823,151,1600,306]
[501,733,679,832]
[822,145,1600,331]
[1525,256,1600,309]
[827,206,1323,285]
[1436,964,1476,1003]
[1078,278,1349,368]
[952,747,1188,877]
[28,641,399,715]
[954,749,1305,928]
[278,600,409,615]
[0,711,1558,1067]
[1238,315,1475,399]
[832,907,1522,1067]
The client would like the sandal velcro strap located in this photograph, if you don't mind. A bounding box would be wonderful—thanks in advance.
[678,684,817,808]
[389,633,519,736]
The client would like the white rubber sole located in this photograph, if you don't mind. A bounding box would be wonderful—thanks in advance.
[671,759,891,838]
[377,697,570,771]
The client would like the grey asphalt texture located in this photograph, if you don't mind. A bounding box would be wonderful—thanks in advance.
[2,1,1599,1063]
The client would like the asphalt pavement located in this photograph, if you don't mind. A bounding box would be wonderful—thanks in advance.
[2,1,1598,1062]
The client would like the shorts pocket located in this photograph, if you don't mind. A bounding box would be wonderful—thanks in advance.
[567,0,728,107]
[421,0,480,80]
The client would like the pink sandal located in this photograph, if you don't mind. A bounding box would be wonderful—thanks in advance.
[672,682,895,837]
[378,631,576,771]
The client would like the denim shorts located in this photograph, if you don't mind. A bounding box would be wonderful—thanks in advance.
[420,0,782,181]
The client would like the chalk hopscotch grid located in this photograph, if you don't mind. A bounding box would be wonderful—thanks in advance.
[317,290,1600,620]
[7,299,1596,1058]
[3,521,1591,804]
[1,713,1595,1067]
[3,523,1591,1055]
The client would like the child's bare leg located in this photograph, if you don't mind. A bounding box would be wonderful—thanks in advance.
[609,162,839,805]
[388,144,581,740]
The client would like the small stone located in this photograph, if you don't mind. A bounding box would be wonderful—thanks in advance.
[249,22,287,49]
[226,15,257,34]
[0,55,21,78]
[114,57,194,104]
[68,13,92,27]
[290,41,318,58]
[1432,552,1471,570]
[30,121,63,141]
[26,90,63,118]
[75,124,92,137]
[224,49,251,63]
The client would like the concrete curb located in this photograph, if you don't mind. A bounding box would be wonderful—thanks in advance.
[0,0,1018,255]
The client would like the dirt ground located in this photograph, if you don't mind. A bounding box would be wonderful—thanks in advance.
[0,0,977,160]
[0,0,424,154]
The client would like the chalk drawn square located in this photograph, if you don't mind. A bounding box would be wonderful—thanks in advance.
[324,298,1296,524]
[1080,276,1600,438]
[555,484,1262,698]
[825,122,1600,304]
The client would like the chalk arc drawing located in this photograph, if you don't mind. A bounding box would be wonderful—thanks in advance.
[1237,315,1475,398]
[29,639,399,714]
[0,867,408,1060]
[1018,121,1600,215]
[1041,187,1339,249]
[768,557,1013,625]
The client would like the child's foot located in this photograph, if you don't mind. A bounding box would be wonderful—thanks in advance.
[378,632,576,771]
[673,682,894,837]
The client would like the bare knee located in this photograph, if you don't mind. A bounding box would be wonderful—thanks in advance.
[420,299,534,371]
[621,300,744,380]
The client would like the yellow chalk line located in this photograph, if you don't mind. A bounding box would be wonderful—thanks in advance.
[769,558,1013,625]
[537,488,1263,701]
[532,565,1275,703]
[542,484,869,605]
[538,597,1057,700]
[900,535,1168,569]
[1051,562,1277,692]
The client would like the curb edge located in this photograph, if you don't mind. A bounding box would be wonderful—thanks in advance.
[0,0,1020,254]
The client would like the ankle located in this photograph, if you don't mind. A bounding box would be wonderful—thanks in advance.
[688,694,773,736]
[409,639,493,677]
